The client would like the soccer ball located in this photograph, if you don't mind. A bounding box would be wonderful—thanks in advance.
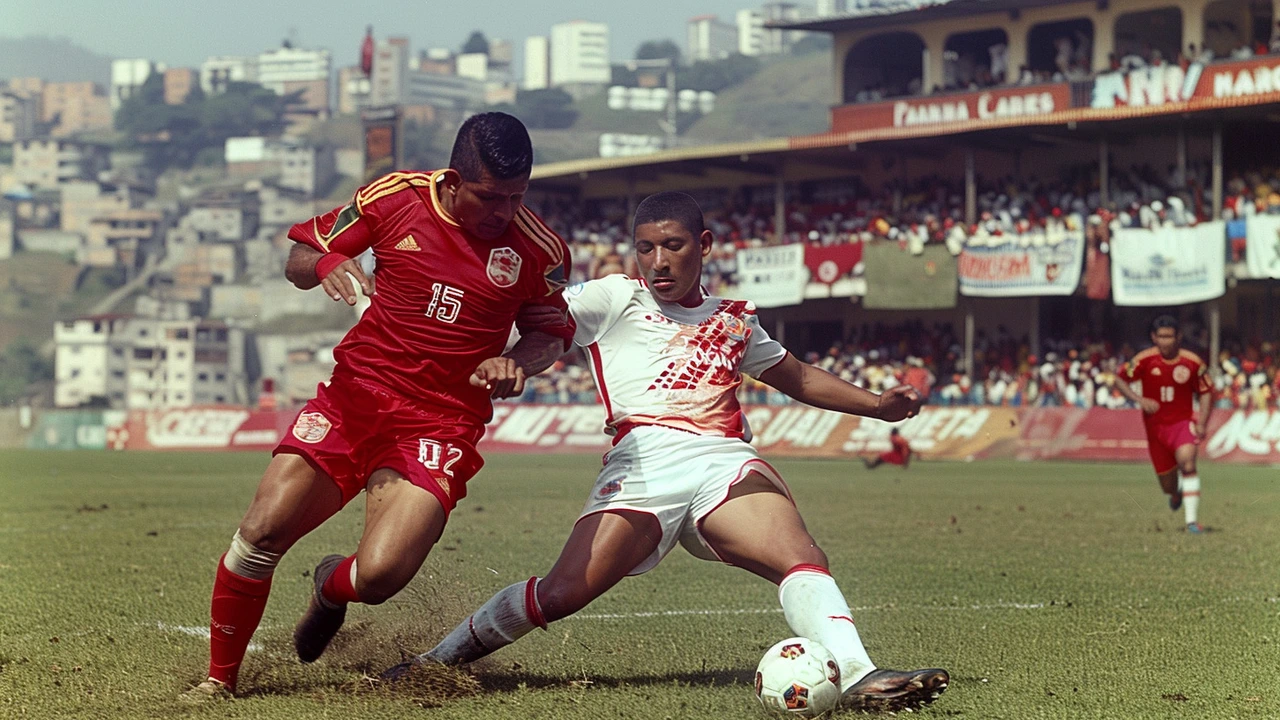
[754,637,842,716]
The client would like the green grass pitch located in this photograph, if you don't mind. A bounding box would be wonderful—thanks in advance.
[1,450,1277,719]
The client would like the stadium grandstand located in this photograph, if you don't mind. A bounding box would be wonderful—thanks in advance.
[518,0,1280,420]
[22,0,1280,465]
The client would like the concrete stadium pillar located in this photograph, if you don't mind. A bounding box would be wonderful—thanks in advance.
[964,148,977,225]
[964,305,975,380]
[1093,12,1115,72]
[923,40,945,94]
[1176,124,1187,189]
[626,174,638,231]
[1006,24,1028,81]
[1099,137,1110,207]
[1212,123,1223,220]
[1029,297,1041,358]
[1208,301,1221,380]
[774,166,787,243]
[1182,0,1206,55]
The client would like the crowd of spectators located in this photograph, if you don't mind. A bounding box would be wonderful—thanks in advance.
[531,160,1238,294]
[521,159,1280,409]
[517,318,1278,410]
[849,21,1280,105]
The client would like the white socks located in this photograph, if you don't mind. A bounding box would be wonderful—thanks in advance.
[1180,474,1200,526]
[421,577,546,665]
[779,565,875,691]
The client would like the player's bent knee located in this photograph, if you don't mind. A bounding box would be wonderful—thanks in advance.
[535,581,590,623]
[236,516,293,555]
[783,546,828,572]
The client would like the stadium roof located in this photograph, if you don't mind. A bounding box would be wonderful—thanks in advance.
[771,0,1077,33]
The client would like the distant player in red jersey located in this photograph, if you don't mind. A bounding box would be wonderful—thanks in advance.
[863,428,913,469]
[182,113,573,701]
[1115,315,1214,534]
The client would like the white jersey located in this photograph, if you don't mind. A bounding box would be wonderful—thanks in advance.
[567,274,787,440]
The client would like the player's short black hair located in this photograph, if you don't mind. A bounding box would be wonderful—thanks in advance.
[449,112,533,182]
[1150,314,1180,334]
[633,191,706,238]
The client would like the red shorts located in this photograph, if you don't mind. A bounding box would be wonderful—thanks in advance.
[274,376,485,516]
[878,450,908,466]
[1144,419,1197,475]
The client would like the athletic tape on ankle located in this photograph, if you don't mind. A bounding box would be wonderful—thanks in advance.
[223,530,282,580]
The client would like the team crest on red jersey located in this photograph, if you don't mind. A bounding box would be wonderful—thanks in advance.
[486,247,522,288]
[1172,365,1191,384]
[292,412,331,443]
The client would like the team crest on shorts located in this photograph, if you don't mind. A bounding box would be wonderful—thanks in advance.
[292,412,331,443]
[486,247,522,288]
[1172,365,1191,384]
[597,477,624,499]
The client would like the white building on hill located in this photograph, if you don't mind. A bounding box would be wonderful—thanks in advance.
[551,21,610,91]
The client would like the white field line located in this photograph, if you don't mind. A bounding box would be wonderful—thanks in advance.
[156,622,262,652]
[569,601,1048,621]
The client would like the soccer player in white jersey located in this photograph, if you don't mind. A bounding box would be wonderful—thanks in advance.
[384,192,949,712]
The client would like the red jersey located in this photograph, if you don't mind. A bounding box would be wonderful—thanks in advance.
[890,434,911,455]
[288,170,572,423]
[1119,348,1212,426]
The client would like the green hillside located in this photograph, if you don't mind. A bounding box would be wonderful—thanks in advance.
[0,252,122,351]
[684,52,833,143]
[531,53,835,163]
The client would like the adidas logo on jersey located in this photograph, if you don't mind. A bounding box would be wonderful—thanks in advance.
[395,235,421,251]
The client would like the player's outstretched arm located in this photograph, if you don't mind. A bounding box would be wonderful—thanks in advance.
[470,331,567,400]
[1112,371,1157,413]
[285,244,374,306]
[1193,389,1213,441]
[757,353,922,422]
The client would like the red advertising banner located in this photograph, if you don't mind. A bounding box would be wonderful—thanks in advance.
[831,84,1072,135]
[804,242,864,285]
[810,56,1280,147]
[480,404,1022,460]
[116,407,293,451]
[95,405,1280,466]
[1017,407,1280,465]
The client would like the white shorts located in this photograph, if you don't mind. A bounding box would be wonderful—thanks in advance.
[579,425,793,576]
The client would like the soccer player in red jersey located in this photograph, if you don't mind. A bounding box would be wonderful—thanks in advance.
[182,113,573,701]
[863,428,913,469]
[1114,315,1214,533]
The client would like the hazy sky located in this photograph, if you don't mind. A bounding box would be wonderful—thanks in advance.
[5,0,774,69]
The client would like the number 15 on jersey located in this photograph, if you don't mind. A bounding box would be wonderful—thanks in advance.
[426,283,464,323]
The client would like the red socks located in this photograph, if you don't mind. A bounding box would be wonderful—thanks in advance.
[320,555,360,606]
[207,555,272,690]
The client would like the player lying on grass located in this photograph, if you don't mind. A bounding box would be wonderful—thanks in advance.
[863,428,913,469]
[383,191,949,712]
[1114,315,1214,534]
[183,113,573,701]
